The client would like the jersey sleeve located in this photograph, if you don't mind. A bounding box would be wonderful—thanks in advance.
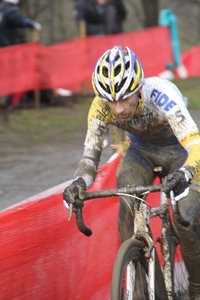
[151,80,200,177]
[168,106,200,177]
[74,97,114,187]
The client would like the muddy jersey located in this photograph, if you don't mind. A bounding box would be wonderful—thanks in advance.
[75,77,200,187]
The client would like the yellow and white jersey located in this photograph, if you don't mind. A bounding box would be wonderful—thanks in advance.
[76,77,200,187]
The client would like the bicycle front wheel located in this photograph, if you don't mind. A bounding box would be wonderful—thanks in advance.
[110,238,168,300]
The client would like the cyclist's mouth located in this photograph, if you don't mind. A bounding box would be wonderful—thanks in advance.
[118,113,130,119]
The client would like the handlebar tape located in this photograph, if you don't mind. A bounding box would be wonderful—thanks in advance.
[76,209,92,237]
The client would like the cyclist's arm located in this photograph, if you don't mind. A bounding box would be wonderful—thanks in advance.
[155,83,200,177]
[74,97,113,188]
[169,106,200,177]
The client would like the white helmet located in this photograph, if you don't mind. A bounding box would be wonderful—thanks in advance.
[3,0,19,4]
[92,45,144,101]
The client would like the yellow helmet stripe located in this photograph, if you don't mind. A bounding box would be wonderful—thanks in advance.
[110,63,115,98]
[92,73,100,96]
[110,50,125,98]
[130,60,141,91]
[99,54,108,88]
[119,51,125,81]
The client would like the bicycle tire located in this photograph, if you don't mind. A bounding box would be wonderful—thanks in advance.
[168,235,189,299]
[110,238,168,300]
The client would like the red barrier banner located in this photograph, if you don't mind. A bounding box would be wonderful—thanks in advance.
[0,43,39,96]
[39,39,89,90]
[0,26,174,97]
[181,45,200,77]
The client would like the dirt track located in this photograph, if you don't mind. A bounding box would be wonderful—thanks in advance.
[0,110,200,211]
[0,128,112,211]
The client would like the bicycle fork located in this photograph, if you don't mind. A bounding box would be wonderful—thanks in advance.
[133,200,157,300]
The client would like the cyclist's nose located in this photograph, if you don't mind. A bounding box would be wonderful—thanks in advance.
[114,101,125,114]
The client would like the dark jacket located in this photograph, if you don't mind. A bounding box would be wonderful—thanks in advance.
[0,2,32,46]
[74,0,127,36]
[110,0,127,33]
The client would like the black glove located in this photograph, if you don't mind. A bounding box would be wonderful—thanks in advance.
[63,177,86,212]
[162,167,193,201]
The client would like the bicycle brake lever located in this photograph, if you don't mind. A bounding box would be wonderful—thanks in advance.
[170,190,190,227]
[68,203,73,221]
[170,190,176,206]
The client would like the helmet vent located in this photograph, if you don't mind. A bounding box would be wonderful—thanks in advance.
[102,67,109,77]
[99,81,110,93]
[126,78,139,95]
[116,78,126,93]
[114,65,121,76]
[125,61,130,70]
[134,61,138,73]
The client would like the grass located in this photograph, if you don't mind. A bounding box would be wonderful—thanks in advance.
[173,77,200,109]
[0,97,93,147]
[7,106,88,133]
[0,77,200,147]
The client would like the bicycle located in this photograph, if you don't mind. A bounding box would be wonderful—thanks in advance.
[67,166,190,300]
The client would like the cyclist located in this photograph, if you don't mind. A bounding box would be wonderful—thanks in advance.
[63,45,200,299]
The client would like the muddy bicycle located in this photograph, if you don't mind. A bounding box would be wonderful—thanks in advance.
[67,166,190,300]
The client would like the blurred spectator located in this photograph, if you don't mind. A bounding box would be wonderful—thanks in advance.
[110,0,127,33]
[74,0,127,36]
[0,0,41,47]
[0,0,42,110]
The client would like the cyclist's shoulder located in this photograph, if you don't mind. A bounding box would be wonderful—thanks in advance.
[142,77,184,104]
[143,76,181,92]
[88,96,114,124]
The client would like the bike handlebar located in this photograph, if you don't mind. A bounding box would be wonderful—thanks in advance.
[70,183,189,237]
[75,184,162,237]
[82,184,162,201]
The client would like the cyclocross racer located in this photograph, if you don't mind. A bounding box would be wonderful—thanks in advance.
[64,45,200,300]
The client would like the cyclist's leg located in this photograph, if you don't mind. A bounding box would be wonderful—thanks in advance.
[116,135,187,243]
[174,186,200,300]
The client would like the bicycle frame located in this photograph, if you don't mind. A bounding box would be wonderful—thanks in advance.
[119,188,178,300]
[122,192,158,299]
[69,180,189,299]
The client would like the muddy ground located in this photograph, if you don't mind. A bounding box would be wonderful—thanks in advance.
[0,126,113,211]
[0,110,200,211]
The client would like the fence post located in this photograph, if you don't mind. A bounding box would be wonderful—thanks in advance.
[79,20,88,96]
[79,20,86,38]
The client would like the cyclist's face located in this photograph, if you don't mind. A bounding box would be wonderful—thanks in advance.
[107,93,139,122]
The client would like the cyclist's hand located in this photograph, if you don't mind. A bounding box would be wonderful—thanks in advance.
[63,177,86,212]
[162,167,194,201]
